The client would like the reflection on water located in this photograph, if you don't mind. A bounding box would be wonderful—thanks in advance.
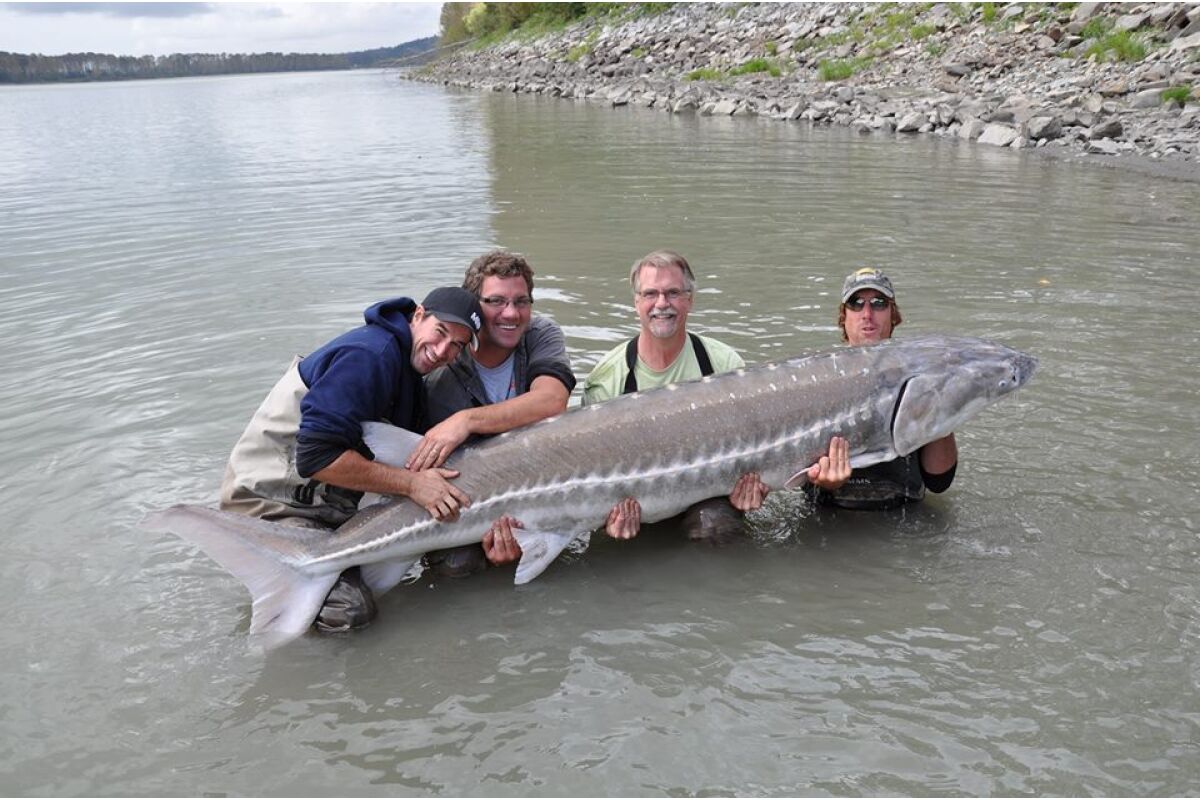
[2,71,1199,795]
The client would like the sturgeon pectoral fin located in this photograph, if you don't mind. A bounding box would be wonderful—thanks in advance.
[361,557,421,597]
[512,529,579,585]
[784,468,812,489]
[361,421,424,468]
[784,449,895,489]
[251,572,340,644]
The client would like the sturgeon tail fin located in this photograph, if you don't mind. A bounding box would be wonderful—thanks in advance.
[143,505,339,647]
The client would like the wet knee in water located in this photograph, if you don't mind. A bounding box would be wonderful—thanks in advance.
[425,543,488,578]
[681,498,745,544]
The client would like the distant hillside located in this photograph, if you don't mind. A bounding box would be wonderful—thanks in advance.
[0,36,437,84]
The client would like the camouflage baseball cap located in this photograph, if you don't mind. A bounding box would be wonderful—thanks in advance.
[841,268,896,303]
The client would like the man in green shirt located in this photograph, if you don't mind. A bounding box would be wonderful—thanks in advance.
[583,249,850,539]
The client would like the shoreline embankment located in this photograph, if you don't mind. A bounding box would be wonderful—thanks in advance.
[409,2,1200,180]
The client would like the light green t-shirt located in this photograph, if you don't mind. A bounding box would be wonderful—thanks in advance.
[582,334,744,405]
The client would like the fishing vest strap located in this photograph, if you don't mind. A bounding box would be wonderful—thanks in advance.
[621,333,713,395]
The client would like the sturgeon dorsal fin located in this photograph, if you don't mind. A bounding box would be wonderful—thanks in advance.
[361,421,423,467]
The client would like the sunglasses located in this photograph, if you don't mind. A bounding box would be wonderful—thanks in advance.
[846,296,891,312]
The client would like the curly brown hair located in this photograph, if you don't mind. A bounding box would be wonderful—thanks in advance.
[462,250,535,296]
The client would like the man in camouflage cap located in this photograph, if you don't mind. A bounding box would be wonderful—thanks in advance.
[815,267,959,509]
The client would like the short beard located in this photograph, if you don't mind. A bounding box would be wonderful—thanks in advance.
[647,310,678,338]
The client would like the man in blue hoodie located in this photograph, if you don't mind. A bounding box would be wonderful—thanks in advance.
[219,287,483,632]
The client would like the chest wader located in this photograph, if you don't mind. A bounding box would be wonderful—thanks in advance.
[218,357,375,631]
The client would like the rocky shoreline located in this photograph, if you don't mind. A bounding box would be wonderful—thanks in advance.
[411,2,1200,175]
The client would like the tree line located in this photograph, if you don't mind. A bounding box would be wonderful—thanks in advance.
[0,37,437,84]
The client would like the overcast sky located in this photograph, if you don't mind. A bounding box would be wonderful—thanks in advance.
[0,2,443,57]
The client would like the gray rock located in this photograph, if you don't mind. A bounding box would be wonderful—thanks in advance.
[712,99,738,115]
[783,101,806,120]
[1114,13,1149,32]
[1169,32,1200,53]
[1087,138,1121,155]
[956,99,990,121]
[1028,115,1063,140]
[978,123,1019,146]
[944,63,972,77]
[1150,4,1181,27]
[1088,118,1124,139]
[672,95,699,113]
[1139,63,1172,82]
[896,111,925,132]
[1130,88,1164,108]
[1072,3,1106,23]
[988,101,1034,124]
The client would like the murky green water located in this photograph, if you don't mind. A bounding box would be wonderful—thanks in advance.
[2,70,1198,796]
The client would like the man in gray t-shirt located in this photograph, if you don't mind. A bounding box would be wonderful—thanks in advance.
[412,250,576,576]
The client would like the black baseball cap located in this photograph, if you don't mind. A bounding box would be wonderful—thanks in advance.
[422,287,483,350]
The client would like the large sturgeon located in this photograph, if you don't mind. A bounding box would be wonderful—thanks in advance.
[147,335,1036,645]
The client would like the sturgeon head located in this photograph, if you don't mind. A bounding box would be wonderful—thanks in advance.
[875,335,1038,457]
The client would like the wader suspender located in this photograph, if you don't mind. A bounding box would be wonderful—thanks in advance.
[621,333,714,395]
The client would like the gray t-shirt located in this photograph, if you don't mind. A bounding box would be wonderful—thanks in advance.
[476,352,516,404]
[423,315,576,430]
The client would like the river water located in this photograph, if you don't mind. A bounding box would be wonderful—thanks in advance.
[2,69,1198,796]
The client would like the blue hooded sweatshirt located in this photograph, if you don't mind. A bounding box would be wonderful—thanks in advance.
[295,297,424,477]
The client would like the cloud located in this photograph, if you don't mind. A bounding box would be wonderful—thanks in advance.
[3,3,213,18]
[0,2,441,57]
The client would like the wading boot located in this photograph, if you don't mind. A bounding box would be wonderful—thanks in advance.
[314,566,377,633]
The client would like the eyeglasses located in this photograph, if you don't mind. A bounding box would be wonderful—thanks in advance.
[480,295,533,310]
[636,288,691,303]
[845,296,891,312]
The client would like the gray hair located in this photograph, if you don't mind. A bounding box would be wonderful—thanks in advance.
[629,249,696,294]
